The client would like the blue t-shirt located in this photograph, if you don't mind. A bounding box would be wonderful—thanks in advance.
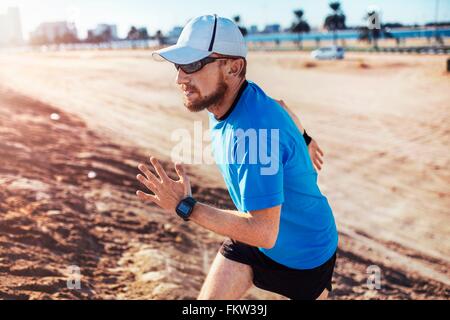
[209,80,338,270]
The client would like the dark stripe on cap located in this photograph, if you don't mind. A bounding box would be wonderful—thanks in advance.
[208,14,218,52]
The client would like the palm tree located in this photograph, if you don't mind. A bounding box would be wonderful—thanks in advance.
[127,26,139,40]
[291,9,310,49]
[138,27,149,40]
[365,10,381,49]
[233,15,248,36]
[324,1,346,45]
[155,30,164,45]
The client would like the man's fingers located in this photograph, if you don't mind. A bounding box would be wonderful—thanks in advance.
[138,163,160,185]
[314,160,322,171]
[150,156,170,182]
[316,154,324,165]
[174,162,187,182]
[136,190,160,205]
[317,146,324,157]
[175,162,191,195]
[137,174,157,193]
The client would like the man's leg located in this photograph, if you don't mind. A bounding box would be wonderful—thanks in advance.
[317,289,329,300]
[198,250,254,300]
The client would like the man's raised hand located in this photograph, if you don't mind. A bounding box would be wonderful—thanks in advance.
[136,156,192,212]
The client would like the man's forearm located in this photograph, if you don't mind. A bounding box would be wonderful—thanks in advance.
[189,202,276,249]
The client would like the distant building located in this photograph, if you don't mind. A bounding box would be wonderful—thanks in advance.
[0,7,23,46]
[263,24,281,34]
[87,24,118,42]
[30,21,78,44]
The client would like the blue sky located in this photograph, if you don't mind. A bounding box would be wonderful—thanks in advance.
[2,0,449,39]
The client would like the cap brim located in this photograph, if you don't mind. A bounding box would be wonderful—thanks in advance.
[152,45,211,64]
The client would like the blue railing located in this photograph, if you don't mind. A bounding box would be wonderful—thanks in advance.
[245,27,450,43]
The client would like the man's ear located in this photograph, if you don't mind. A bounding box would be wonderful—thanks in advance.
[228,59,244,76]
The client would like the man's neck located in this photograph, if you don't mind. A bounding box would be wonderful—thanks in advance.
[208,78,246,119]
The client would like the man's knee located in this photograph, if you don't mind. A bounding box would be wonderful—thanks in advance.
[316,288,329,300]
[198,252,253,300]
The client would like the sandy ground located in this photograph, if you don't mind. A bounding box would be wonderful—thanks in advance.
[0,50,449,299]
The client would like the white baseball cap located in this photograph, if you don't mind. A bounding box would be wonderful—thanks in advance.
[152,14,247,65]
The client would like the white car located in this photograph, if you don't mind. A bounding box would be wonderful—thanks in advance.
[311,46,345,60]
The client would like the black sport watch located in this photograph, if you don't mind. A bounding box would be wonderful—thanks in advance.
[175,196,197,221]
[303,130,312,146]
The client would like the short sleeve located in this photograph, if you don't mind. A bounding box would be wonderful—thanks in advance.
[232,128,285,211]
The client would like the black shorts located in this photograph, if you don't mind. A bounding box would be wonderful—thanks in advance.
[220,238,337,300]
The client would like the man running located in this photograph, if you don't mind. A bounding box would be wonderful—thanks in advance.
[136,14,338,300]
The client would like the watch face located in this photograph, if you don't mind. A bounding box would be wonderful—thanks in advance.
[178,202,191,215]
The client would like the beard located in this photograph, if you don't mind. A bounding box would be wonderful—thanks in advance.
[182,76,228,112]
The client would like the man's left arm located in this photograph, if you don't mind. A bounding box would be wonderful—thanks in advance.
[190,202,280,249]
[276,99,324,171]
[136,157,280,249]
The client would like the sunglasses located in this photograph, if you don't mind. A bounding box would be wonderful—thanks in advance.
[175,56,240,74]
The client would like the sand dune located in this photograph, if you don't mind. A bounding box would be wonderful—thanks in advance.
[0,50,449,299]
